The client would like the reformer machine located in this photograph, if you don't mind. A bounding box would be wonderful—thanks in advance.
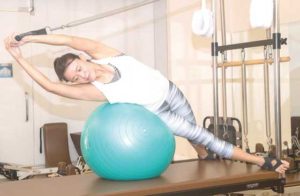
[0,162,57,180]
[0,156,89,180]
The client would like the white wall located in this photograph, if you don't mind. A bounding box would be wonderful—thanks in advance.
[225,0,300,33]
[0,2,35,165]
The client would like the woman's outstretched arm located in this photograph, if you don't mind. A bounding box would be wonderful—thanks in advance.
[4,35,107,101]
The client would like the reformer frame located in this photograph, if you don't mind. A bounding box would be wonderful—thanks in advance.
[0,159,285,196]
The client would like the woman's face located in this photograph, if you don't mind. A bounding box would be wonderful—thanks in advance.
[63,58,96,84]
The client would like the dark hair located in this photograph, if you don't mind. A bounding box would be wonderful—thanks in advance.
[53,53,79,81]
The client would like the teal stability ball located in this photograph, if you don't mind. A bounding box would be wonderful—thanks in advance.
[81,103,175,180]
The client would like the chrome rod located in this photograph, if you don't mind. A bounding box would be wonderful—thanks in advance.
[220,0,228,124]
[50,0,159,31]
[25,92,29,122]
[212,0,219,136]
[29,0,34,13]
[220,0,227,60]
[273,0,282,159]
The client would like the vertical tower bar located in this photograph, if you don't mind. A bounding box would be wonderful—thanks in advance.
[212,0,219,136]
[272,0,282,158]
[220,0,228,124]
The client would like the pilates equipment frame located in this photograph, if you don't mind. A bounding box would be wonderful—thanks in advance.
[211,0,285,192]
[211,0,286,193]
[212,0,284,158]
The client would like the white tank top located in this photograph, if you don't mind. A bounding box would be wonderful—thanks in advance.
[91,55,169,111]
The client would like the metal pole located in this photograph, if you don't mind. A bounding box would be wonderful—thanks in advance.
[218,38,287,53]
[220,0,228,125]
[15,0,160,41]
[220,0,227,58]
[212,0,219,136]
[273,0,282,159]
[50,0,159,31]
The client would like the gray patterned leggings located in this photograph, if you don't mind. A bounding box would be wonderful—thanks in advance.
[154,81,234,158]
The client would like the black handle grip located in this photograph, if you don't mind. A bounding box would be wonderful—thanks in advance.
[15,28,48,41]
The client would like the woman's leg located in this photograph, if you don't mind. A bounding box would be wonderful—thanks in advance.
[161,82,210,157]
[154,81,289,173]
[155,81,231,158]
[156,109,234,158]
[157,81,196,124]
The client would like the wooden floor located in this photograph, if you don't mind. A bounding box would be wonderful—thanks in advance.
[0,160,283,196]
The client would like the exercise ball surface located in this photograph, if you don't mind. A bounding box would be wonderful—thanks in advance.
[81,103,175,180]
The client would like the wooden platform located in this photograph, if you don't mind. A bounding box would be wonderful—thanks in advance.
[286,172,300,187]
[0,160,284,196]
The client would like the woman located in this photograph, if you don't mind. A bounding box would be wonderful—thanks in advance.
[4,33,289,174]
